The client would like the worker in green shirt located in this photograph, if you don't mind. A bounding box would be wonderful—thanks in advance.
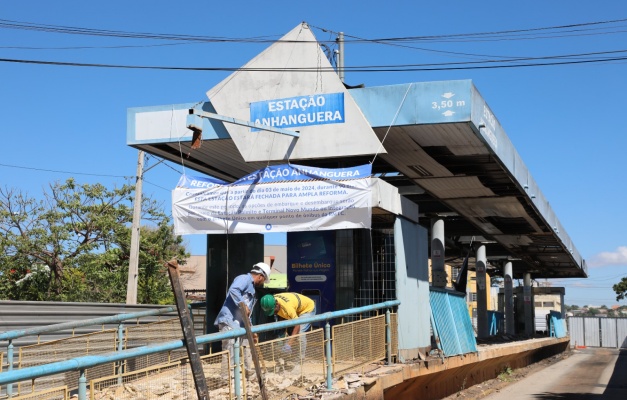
[260,292,316,359]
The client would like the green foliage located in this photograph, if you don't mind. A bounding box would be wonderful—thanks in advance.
[613,277,627,302]
[0,179,188,304]
[497,366,513,382]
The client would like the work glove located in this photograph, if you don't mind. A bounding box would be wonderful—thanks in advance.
[281,343,292,354]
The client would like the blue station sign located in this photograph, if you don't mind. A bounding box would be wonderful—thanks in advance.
[250,92,345,131]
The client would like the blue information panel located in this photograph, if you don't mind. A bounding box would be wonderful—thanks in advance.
[287,230,336,323]
[250,93,345,131]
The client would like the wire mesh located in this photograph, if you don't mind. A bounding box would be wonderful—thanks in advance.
[17,330,117,394]
[10,386,68,400]
[332,314,386,377]
[123,318,187,373]
[354,229,396,319]
[242,328,325,400]
[390,312,398,361]
[90,351,232,400]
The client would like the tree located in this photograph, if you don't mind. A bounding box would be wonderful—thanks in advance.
[613,276,627,302]
[0,179,188,303]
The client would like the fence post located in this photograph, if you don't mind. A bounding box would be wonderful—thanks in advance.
[117,323,125,385]
[7,339,13,397]
[325,322,333,390]
[234,338,241,399]
[386,309,392,365]
[78,369,86,400]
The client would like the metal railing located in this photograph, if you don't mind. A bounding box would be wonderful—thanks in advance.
[0,306,177,398]
[0,300,399,399]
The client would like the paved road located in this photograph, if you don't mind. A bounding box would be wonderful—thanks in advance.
[485,347,626,399]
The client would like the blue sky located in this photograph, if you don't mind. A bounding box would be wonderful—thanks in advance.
[1,1,626,307]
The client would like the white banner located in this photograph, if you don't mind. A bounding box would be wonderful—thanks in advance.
[172,164,372,234]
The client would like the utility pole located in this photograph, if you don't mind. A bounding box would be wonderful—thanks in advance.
[126,150,144,305]
[337,32,344,83]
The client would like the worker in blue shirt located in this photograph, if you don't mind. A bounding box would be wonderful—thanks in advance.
[214,262,271,380]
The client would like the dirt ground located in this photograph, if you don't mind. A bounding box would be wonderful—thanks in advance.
[442,351,572,400]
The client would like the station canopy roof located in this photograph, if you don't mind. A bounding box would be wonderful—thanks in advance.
[127,23,586,280]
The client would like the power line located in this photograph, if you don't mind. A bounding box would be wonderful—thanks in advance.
[2,52,626,72]
[0,42,193,51]
[0,19,284,43]
[3,17,627,70]
[314,18,627,43]
[3,17,627,45]
[0,162,129,178]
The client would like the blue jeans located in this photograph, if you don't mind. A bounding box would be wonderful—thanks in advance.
[218,322,253,378]
[296,306,316,360]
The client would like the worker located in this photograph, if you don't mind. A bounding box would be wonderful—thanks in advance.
[260,292,316,365]
[214,262,271,380]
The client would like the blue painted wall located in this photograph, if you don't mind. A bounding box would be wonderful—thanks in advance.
[394,217,431,354]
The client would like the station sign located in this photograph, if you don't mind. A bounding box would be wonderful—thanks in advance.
[250,93,345,131]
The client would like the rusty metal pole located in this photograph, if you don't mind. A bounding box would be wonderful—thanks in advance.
[166,259,209,400]
[238,302,268,400]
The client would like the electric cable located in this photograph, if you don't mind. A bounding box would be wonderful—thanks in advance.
[0,162,130,178]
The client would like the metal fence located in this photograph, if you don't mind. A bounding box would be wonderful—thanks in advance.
[4,318,195,398]
[123,319,189,372]
[90,351,228,400]
[568,316,627,348]
[0,306,179,399]
[0,301,400,400]
[430,289,477,356]
[332,315,386,377]
[17,330,118,394]
[244,329,325,400]
[11,386,67,400]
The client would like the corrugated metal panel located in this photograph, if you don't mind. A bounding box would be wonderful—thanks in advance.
[584,317,600,347]
[600,318,617,348]
[569,317,627,348]
[568,317,584,347]
[430,289,477,357]
[548,311,567,338]
[536,310,549,332]
[407,123,489,156]
[0,301,177,348]
[417,177,494,199]
[377,126,453,178]
[618,319,627,349]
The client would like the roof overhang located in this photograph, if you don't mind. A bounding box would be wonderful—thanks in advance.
[126,27,586,280]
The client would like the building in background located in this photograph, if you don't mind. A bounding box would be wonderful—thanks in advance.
[181,245,288,298]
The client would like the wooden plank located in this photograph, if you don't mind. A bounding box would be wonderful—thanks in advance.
[238,302,268,400]
[166,259,209,400]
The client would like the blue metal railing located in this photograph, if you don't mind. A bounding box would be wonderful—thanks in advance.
[0,306,177,397]
[0,300,399,399]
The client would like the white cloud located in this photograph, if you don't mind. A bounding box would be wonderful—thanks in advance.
[588,246,627,268]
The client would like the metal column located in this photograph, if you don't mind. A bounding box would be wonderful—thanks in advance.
[504,261,515,334]
[523,272,534,336]
[431,218,447,288]
[475,245,488,338]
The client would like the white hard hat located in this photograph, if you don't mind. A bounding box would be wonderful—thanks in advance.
[251,262,271,280]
